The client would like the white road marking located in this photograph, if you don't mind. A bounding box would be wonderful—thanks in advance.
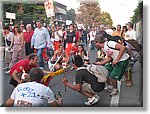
[110,81,121,107]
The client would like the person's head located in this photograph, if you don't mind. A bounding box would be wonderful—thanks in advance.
[107,25,111,29]
[14,25,21,34]
[78,44,85,52]
[94,33,105,48]
[100,24,105,31]
[56,25,60,30]
[26,24,32,31]
[36,19,43,28]
[69,24,74,31]
[74,40,79,46]
[28,53,38,66]
[116,24,121,31]
[126,22,134,30]
[29,67,44,83]
[3,25,10,34]
[122,26,128,32]
[72,55,84,68]
[58,44,64,52]
[20,24,25,32]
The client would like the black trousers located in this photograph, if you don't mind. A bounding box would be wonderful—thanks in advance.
[25,42,34,56]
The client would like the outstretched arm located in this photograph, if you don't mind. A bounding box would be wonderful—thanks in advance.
[62,78,81,92]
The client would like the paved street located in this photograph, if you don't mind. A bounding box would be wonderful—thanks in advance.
[1,50,143,107]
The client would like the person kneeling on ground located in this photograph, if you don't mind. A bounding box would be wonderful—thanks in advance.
[2,67,62,107]
[9,53,51,87]
[62,55,105,106]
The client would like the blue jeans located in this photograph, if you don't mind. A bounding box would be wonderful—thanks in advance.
[91,40,95,51]
[36,48,44,68]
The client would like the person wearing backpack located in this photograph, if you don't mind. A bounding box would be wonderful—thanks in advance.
[94,33,129,96]
[62,55,105,106]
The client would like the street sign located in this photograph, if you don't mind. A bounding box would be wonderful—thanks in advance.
[66,20,72,25]
[6,12,16,19]
[44,0,55,18]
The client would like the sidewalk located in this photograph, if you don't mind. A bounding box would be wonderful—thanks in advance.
[119,59,143,106]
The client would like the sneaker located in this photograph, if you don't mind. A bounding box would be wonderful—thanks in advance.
[94,95,100,100]
[5,70,10,74]
[110,89,119,96]
[104,85,113,92]
[85,97,99,106]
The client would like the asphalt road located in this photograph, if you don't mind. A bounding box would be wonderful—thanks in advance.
[1,46,143,107]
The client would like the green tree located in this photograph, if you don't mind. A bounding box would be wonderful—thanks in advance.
[3,2,47,25]
[66,8,76,22]
[131,1,143,23]
[76,2,101,27]
[100,11,113,26]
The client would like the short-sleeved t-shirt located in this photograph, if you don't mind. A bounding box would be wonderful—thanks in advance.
[66,31,76,43]
[9,59,37,75]
[104,41,129,62]
[76,69,105,92]
[11,82,55,107]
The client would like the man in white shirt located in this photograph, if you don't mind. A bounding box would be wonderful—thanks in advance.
[89,27,96,52]
[105,25,113,36]
[31,20,50,68]
[94,33,129,96]
[125,23,136,40]
[3,67,62,107]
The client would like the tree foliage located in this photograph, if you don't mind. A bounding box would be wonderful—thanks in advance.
[3,3,47,25]
[131,1,143,23]
[66,8,76,22]
[76,2,101,27]
[76,1,113,27]
[100,12,113,26]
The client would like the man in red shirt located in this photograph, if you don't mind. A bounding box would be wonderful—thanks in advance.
[24,24,34,55]
[9,53,38,87]
[9,53,51,87]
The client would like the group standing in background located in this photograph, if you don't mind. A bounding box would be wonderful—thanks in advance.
[2,19,140,106]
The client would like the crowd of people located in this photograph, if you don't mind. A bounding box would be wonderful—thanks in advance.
[2,19,140,106]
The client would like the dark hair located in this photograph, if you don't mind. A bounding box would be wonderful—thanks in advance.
[128,22,134,28]
[78,44,84,50]
[95,33,105,43]
[69,24,74,28]
[36,19,43,24]
[3,25,10,30]
[28,53,38,60]
[73,55,84,67]
[59,44,64,48]
[117,24,121,29]
[29,68,44,82]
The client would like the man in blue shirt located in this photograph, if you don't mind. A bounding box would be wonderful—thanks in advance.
[31,20,50,68]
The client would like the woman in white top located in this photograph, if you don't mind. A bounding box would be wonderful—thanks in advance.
[3,25,14,69]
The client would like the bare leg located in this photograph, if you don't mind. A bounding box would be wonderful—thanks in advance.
[110,78,117,89]
[80,91,95,98]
